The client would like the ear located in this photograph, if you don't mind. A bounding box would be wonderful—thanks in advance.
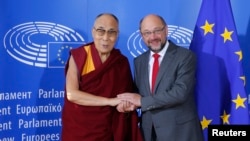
[91,28,95,37]
[116,30,120,37]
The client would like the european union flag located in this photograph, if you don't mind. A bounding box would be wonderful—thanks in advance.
[189,0,250,140]
[48,42,84,68]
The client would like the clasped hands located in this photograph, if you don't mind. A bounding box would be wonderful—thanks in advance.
[115,92,141,113]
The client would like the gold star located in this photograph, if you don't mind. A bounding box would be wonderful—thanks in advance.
[220,110,230,124]
[235,51,243,61]
[239,76,246,86]
[200,20,214,35]
[200,116,212,130]
[232,94,247,109]
[221,28,233,43]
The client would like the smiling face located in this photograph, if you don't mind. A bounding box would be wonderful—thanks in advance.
[140,14,168,53]
[92,14,119,55]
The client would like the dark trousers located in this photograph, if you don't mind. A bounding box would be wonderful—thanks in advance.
[152,126,158,141]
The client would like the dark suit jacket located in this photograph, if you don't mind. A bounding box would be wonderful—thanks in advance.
[134,40,204,141]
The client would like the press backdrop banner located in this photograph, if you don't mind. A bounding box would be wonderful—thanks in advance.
[0,0,249,141]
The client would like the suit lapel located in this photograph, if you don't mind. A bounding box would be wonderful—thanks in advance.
[142,51,151,95]
[155,42,177,92]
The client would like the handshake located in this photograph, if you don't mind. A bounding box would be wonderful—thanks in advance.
[112,92,141,113]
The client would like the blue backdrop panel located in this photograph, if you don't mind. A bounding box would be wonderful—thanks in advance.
[0,0,249,140]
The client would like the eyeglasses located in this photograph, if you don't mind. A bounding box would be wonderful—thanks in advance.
[141,26,165,37]
[93,27,118,37]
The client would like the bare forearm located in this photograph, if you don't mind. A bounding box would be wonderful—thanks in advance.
[66,90,119,106]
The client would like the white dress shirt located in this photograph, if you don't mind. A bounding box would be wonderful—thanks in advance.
[149,41,169,91]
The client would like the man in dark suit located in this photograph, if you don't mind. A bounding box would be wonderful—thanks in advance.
[117,14,204,141]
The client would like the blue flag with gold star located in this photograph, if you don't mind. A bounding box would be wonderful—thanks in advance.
[189,0,250,140]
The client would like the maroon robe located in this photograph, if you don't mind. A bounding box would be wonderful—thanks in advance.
[61,42,143,141]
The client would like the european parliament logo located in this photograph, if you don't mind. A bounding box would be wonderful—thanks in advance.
[3,21,85,68]
[127,25,193,57]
